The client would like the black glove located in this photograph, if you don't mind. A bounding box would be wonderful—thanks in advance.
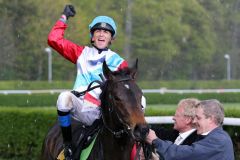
[63,5,76,19]
[63,144,73,160]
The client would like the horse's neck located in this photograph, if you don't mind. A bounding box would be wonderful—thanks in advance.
[99,129,134,159]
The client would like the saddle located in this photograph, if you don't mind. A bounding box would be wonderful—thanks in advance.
[57,119,103,160]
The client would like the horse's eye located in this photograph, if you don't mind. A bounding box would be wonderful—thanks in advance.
[114,96,121,101]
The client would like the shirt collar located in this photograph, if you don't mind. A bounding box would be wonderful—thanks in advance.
[93,45,108,54]
[179,128,196,139]
[201,131,210,136]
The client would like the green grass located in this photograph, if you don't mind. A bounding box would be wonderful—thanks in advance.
[0,106,56,113]
[0,81,73,90]
[0,103,239,117]
[145,103,240,117]
[0,105,239,160]
[2,80,240,90]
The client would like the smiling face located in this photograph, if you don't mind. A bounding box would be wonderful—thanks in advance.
[172,98,199,133]
[91,29,113,49]
[194,107,213,134]
[193,100,223,135]
[173,106,192,133]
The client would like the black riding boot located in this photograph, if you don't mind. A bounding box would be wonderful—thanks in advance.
[58,110,73,160]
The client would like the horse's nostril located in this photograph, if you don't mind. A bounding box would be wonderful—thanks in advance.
[133,124,150,142]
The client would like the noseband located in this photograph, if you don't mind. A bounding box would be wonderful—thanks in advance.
[101,76,134,138]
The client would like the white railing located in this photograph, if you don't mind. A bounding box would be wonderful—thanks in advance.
[0,89,68,95]
[145,116,240,126]
[0,90,239,126]
[1,89,240,94]
[143,88,240,94]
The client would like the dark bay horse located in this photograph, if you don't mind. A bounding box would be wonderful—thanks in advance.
[41,60,150,160]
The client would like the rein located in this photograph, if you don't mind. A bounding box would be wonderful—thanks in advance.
[71,75,134,138]
[101,93,131,138]
[71,80,103,97]
[71,75,153,159]
[101,76,134,138]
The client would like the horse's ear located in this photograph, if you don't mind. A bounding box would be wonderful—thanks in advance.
[103,60,114,80]
[130,58,138,79]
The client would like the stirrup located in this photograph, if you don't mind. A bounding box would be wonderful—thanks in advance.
[57,149,65,160]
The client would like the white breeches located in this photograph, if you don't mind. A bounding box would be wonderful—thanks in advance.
[56,91,101,126]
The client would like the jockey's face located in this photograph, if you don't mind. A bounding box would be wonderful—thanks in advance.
[91,29,113,49]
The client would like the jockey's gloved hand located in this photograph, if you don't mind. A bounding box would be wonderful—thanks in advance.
[63,144,73,160]
[62,5,76,19]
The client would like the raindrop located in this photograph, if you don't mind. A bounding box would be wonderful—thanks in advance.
[182,37,187,43]
[235,132,238,136]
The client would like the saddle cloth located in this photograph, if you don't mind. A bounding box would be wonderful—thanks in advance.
[57,119,102,160]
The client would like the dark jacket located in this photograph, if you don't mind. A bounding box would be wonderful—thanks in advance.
[152,127,234,160]
[152,126,199,145]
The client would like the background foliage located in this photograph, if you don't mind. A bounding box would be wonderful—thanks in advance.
[0,107,239,160]
[1,0,240,81]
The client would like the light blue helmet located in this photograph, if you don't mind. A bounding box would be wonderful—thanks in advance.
[89,16,117,38]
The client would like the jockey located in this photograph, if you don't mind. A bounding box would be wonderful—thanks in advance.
[47,4,146,160]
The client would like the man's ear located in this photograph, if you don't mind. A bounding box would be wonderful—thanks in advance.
[91,36,95,43]
[185,116,193,124]
[209,116,216,124]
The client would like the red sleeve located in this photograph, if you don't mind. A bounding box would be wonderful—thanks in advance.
[47,20,84,64]
[118,60,128,70]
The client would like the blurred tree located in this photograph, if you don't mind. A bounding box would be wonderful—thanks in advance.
[131,0,216,80]
[198,0,240,80]
[1,0,240,81]
[0,5,17,80]
[123,0,133,60]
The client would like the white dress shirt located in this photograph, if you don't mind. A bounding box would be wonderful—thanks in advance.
[174,129,196,145]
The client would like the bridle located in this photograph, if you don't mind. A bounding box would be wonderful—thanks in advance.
[71,75,154,160]
[101,75,135,138]
[71,75,135,138]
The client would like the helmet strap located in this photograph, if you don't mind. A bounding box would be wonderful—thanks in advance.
[92,44,109,54]
[91,37,114,54]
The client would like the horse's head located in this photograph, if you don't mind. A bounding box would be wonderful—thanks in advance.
[100,59,149,142]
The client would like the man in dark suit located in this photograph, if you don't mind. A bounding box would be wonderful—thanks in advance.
[145,99,235,160]
[139,98,200,160]
[152,98,200,146]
